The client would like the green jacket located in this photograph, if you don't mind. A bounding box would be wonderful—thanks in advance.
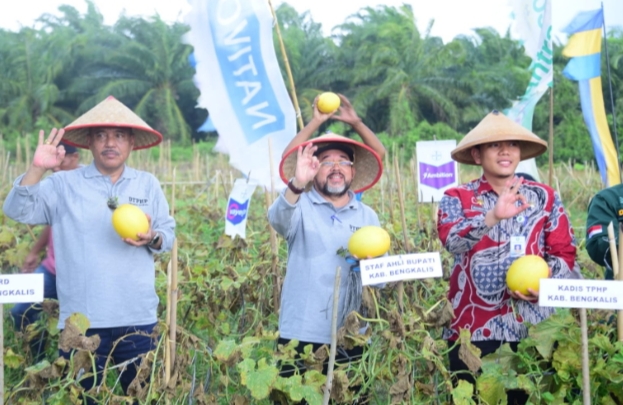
[585,184,623,280]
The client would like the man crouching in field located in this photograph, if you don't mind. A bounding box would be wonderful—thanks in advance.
[436,110,581,404]
[3,96,175,401]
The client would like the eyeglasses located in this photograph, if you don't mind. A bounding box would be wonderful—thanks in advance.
[92,131,131,144]
[319,160,354,168]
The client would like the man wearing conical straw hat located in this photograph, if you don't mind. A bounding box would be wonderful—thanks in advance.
[268,131,383,402]
[3,96,175,398]
[436,110,581,403]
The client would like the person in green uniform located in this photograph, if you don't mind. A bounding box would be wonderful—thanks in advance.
[585,185,623,279]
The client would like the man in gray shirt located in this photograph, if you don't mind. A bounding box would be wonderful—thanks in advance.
[3,96,175,399]
[268,132,383,403]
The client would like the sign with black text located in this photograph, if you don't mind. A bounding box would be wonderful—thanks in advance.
[539,279,623,310]
[0,274,44,304]
[360,252,443,286]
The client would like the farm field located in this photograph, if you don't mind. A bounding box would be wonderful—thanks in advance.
[1,142,620,405]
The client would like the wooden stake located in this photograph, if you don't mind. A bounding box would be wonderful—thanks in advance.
[266,138,280,312]
[165,168,178,384]
[267,0,304,131]
[168,240,179,375]
[393,154,408,313]
[322,267,341,405]
[580,308,591,405]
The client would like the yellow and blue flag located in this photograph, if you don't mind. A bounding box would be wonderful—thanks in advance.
[563,8,620,186]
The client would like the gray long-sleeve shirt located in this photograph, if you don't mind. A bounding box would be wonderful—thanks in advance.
[268,187,380,344]
[3,163,175,329]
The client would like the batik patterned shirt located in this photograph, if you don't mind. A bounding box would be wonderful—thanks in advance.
[437,176,580,342]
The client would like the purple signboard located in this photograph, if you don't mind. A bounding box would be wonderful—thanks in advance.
[419,161,456,189]
[226,199,249,225]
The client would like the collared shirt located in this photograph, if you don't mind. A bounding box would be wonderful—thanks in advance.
[3,163,175,329]
[437,176,580,342]
[268,187,380,344]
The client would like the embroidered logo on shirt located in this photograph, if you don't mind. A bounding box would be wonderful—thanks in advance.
[588,225,603,239]
[350,225,360,232]
[128,197,149,206]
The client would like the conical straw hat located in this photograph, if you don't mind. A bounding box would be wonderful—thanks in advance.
[280,133,383,193]
[451,110,547,165]
[63,96,163,150]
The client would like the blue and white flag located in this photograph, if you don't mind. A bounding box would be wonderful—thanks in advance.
[506,0,553,181]
[186,0,296,190]
[225,178,257,239]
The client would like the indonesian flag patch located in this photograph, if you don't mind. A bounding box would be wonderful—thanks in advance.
[588,225,603,239]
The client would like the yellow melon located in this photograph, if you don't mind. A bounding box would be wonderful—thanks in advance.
[317,92,341,114]
[506,255,549,295]
[348,226,391,259]
[112,204,149,241]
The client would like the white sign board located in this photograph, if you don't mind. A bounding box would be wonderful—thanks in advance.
[360,252,443,286]
[416,140,458,202]
[539,279,623,310]
[0,274,44,304]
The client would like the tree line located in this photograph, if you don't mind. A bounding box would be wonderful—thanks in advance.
[1,1,622,164]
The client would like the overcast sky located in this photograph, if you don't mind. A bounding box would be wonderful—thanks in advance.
[1,0,622,44]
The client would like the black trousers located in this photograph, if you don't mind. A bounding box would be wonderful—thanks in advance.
[448,340,529,405]
[274,337,366,404]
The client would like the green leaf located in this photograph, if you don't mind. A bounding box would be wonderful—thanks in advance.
[451,380,476,405]
[65,313,90,334]
[528,311,576,360]
[214,339,239,363]
[25,360,52,375]
[237,358,278,400]
[481,343,519,375]
[4,348,24,369]
[220,276,235,292]
[274,375,305,401]
[477,365,508,405]
[303,369,326,389]
[552,340,582,381]
[0,229,14,245]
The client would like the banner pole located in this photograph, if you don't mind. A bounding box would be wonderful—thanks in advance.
[601,2,620,178]
[268,0,305,131]
[548,87,555,186]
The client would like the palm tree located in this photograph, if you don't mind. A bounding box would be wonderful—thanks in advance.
[0,28,74,134]
[333,5,465,135]
[69,16,198,144]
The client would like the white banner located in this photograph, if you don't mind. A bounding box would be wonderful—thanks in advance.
[186,0,296,190]
[0,274,44,304]
[416,140,458,202]
[539,279,623,310]
[506,0,553,182]
[225,178,257,239]
[360,252,443,286]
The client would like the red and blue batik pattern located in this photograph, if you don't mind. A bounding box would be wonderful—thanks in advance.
[437,176,578,342]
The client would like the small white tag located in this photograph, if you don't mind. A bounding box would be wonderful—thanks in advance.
[510,235,525,258]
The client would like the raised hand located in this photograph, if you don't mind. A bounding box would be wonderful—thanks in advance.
[294,143,320,187]
[331,94,362,127]
[32,128,66,171]
[21,252,39,273]
[311,95,334,123]
[490,176,530,222]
